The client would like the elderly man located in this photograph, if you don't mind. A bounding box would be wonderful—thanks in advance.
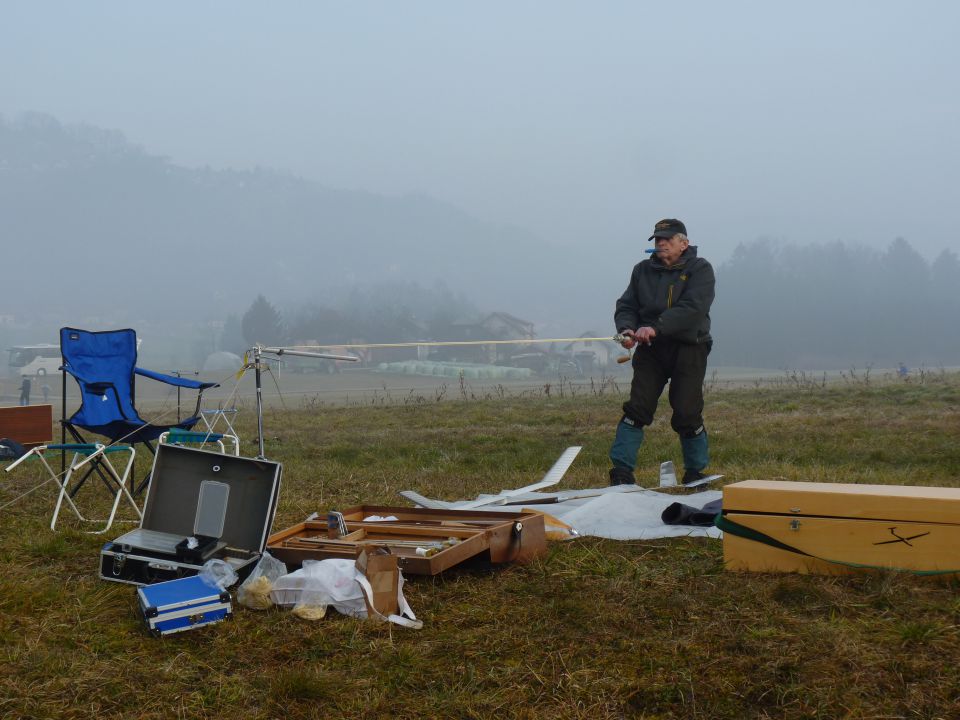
[608,218,716,486]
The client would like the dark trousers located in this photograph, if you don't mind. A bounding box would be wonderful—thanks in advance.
[622,338,711,435]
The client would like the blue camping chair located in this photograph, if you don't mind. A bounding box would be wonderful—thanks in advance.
[59,327,218,494]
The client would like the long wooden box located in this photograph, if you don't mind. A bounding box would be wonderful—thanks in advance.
[267,505,546,575]
[721,480,960,576]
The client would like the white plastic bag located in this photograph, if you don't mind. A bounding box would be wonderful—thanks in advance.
[292,559,365,620]
[198,558,239,590]
[276,558,422,628]
[236,551,288,610]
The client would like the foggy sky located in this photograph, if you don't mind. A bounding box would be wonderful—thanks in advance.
[4,1,960,267]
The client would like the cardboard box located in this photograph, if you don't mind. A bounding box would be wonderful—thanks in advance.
[721,480,960,576]
[356,550,399,617]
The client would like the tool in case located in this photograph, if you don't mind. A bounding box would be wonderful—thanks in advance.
[267,505,546,575]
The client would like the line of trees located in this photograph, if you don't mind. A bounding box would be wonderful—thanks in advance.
[712,238,960,369]
[227,282,479,353]
[227,238,959,372]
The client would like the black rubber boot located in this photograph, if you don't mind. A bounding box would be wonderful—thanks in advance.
[609,467,636,486]
[681,469,708,487]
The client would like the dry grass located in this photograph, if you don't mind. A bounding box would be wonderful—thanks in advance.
[1,372,959,719]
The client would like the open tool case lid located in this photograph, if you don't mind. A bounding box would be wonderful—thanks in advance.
[140,444,282,554]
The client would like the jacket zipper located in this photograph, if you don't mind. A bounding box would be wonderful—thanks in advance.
[667,284,674,308]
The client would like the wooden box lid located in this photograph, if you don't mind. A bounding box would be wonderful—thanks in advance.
[723,480,960,525]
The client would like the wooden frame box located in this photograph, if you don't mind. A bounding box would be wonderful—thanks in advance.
[721,480,960,576]
[267,505,546,575]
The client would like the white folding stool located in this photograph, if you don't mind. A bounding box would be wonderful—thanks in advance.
[199,408,240,443]
[6,443,141,534]
[159,429,240,456]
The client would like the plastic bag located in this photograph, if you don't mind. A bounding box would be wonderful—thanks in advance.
[278,558,422,628]
[198,558,239,590]
[236,551,288,610]
[292,559,366,621]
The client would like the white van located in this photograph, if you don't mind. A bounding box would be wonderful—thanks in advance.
[7,345,61,377]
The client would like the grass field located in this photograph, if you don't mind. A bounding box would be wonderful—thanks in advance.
[1,370,959,719]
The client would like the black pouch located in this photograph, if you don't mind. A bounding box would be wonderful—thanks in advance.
[0,438,26,461]
[175,535,222,564]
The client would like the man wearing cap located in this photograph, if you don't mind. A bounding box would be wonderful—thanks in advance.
[608,218,716,487]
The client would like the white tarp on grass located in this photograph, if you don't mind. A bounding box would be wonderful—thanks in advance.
[402,484,723,541]
[539,487,722,540]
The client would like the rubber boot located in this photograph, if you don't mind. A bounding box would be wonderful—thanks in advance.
[608,417,644,485]
[680,429,709,476]
[608,466,636,486]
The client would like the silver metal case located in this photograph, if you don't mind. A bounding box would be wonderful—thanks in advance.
[100,444,281,586]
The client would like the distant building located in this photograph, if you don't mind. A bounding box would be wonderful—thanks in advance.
[480,312,535,340]
[566,331,614,372]
[443,312,536,363]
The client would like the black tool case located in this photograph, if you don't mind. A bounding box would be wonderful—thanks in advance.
[100,444,281,586]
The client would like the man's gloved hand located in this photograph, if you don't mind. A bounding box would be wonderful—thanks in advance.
[618,330,637,349]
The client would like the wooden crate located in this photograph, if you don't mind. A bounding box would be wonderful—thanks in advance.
[721,480,960,576]
[267,505,546,575]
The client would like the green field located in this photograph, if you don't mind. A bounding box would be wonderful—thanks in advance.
[2,371,959,719]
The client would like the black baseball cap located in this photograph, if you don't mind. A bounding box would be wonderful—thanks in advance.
[648,218,687,241]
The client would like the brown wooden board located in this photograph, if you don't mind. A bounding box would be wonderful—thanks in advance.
[267,507,545,575]
[0,404,53,447]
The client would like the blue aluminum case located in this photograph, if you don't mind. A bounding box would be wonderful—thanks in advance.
[137,575,232,636]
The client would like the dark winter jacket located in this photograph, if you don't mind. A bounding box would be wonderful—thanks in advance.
[614,246,715,345]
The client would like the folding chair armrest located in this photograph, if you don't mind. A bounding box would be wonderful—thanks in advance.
[61,365,106,389]
[61,366,116,396]
[135,367,218,390]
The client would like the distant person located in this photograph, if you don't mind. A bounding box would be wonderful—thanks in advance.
[41,383,51,403]
[19,376,31,406]
[897,362,909,378]
[607,218,716,486]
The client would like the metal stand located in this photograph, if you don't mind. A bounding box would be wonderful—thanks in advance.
[247,345,358,459]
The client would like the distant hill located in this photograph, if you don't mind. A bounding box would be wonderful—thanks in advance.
[0,113,590,330]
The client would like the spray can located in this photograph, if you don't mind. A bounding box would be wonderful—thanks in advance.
[327,511,347,539]
[659,461,677,488]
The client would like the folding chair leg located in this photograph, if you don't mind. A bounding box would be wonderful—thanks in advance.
[134,440,158,497]
[44,445,142,534]
[48,452,90,530]
[62,424,116,497]
[74,446,141,535]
